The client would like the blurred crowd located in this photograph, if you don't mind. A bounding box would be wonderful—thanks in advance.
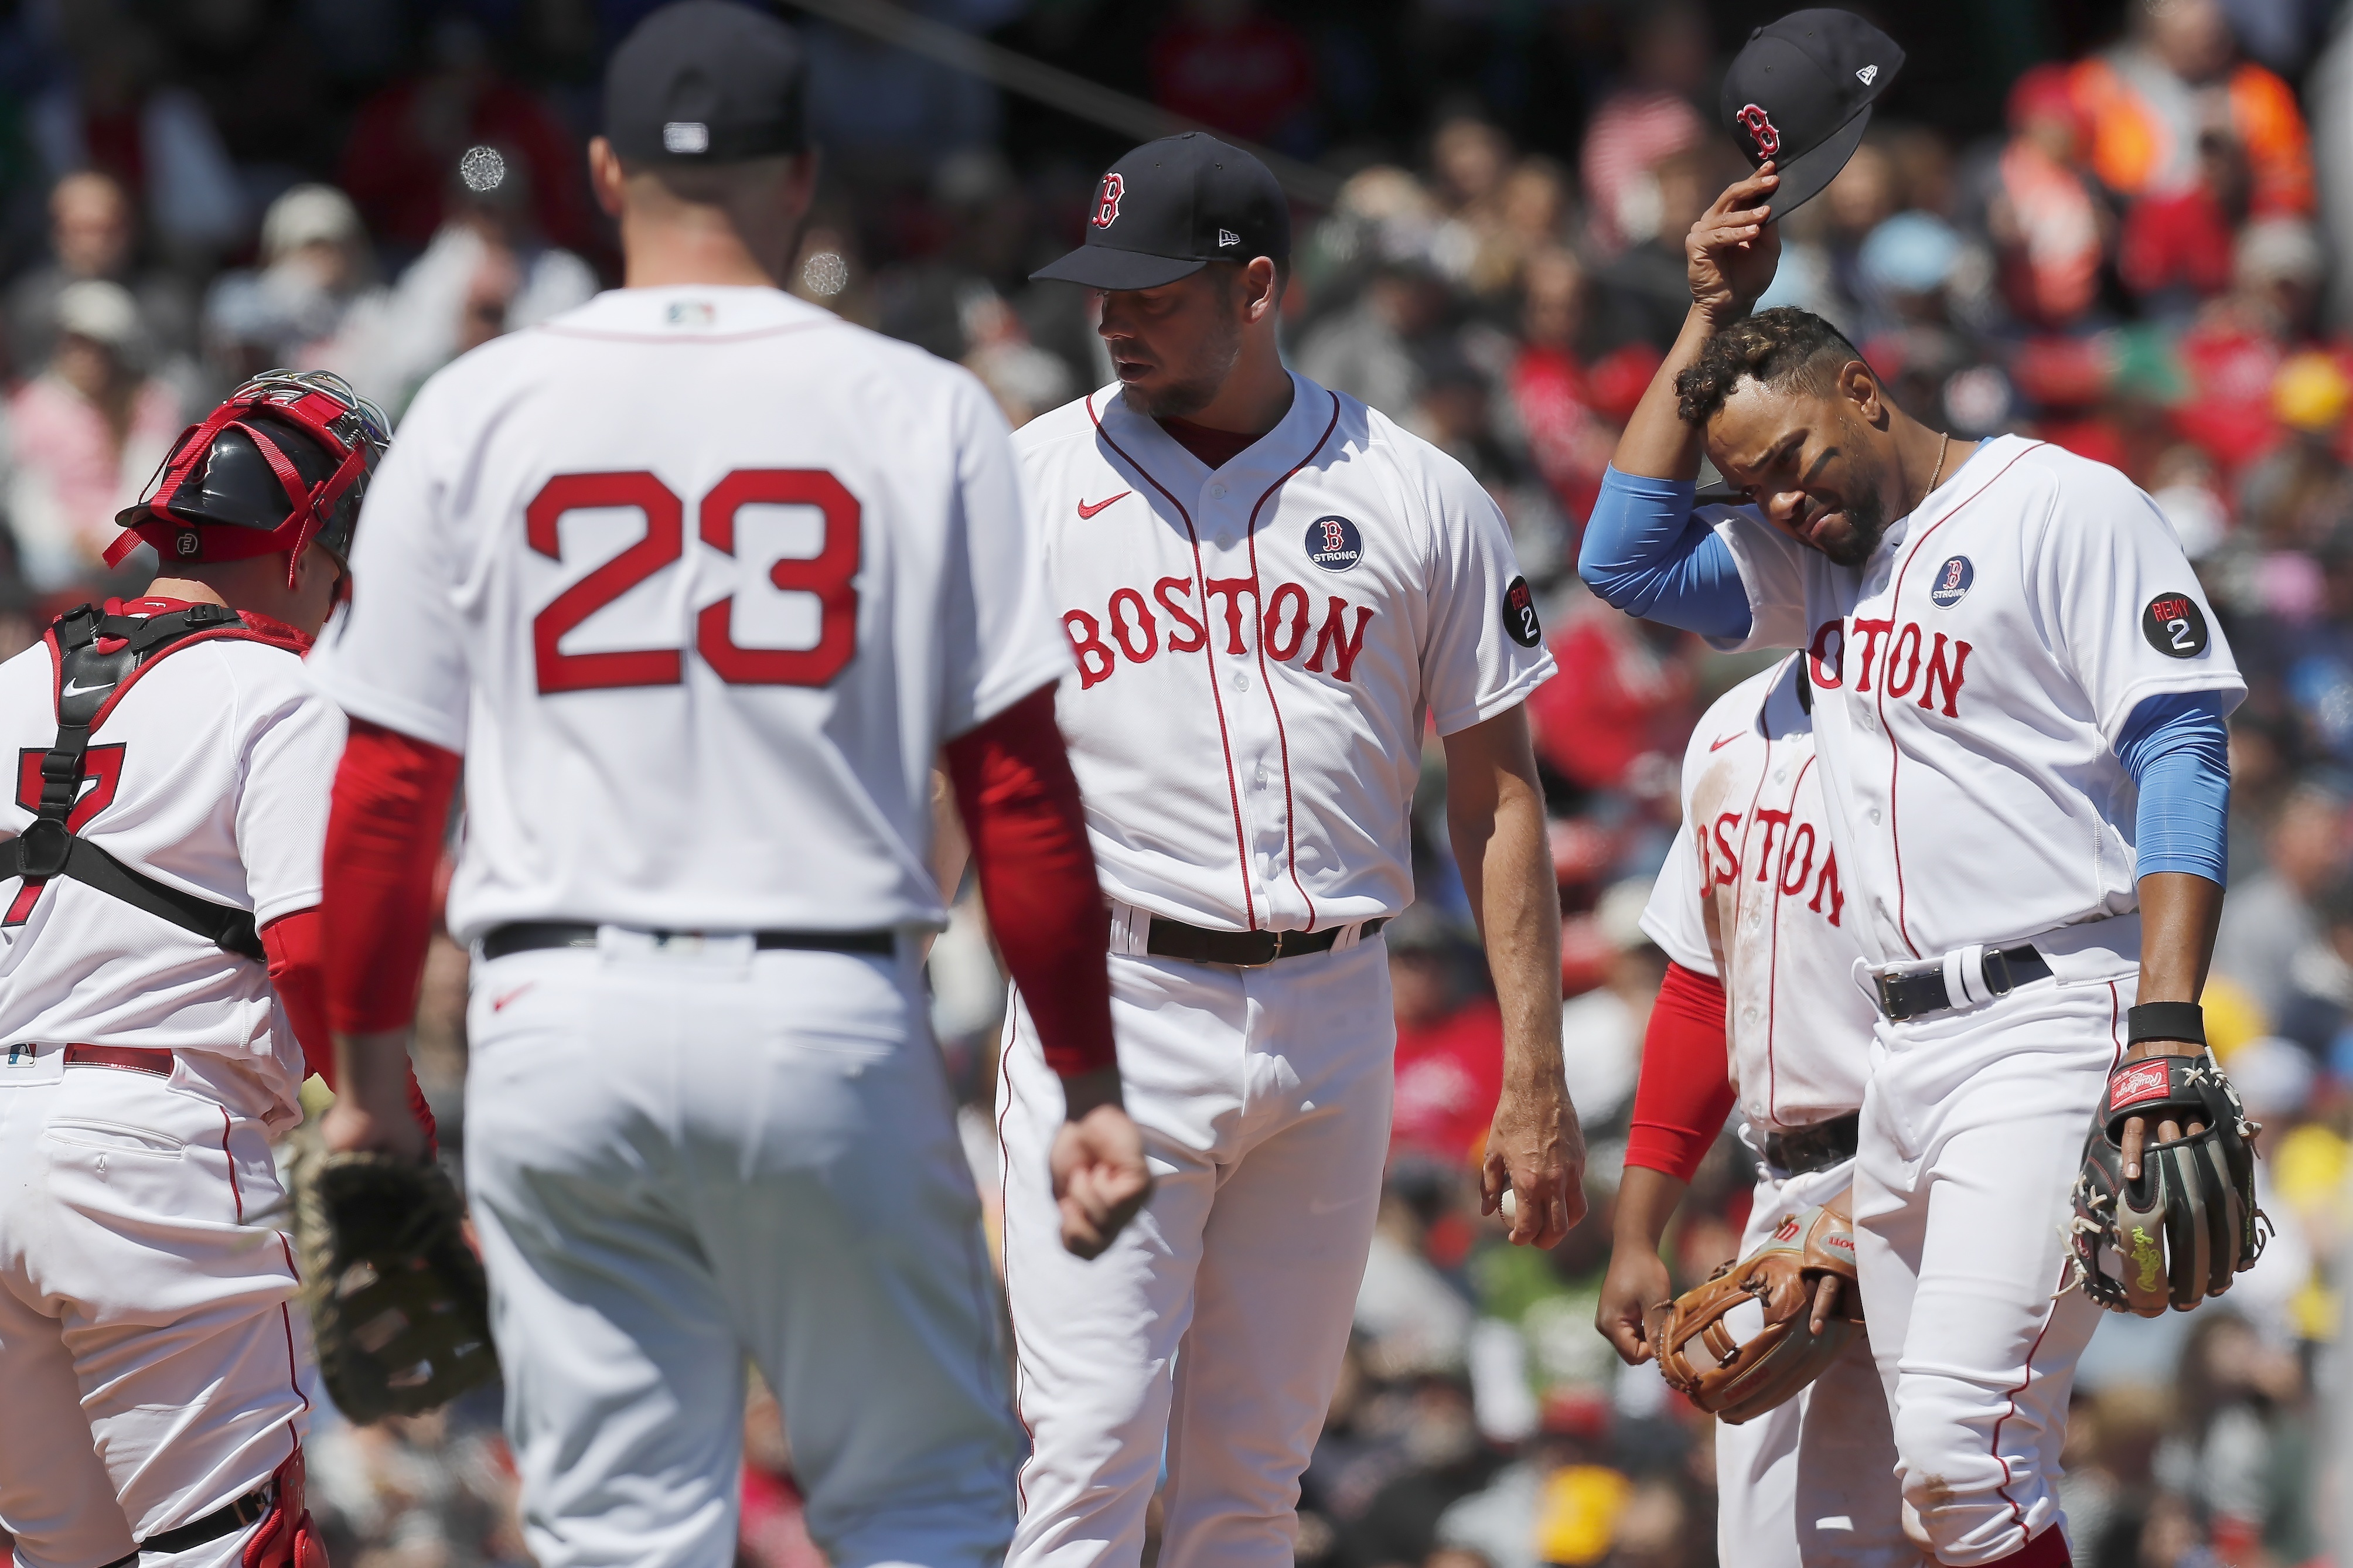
[1,0,2352,1565]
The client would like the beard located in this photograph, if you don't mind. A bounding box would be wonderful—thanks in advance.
[1129,361,1228,419]
[1816,484,1888,567]
[1121,286,1246,419]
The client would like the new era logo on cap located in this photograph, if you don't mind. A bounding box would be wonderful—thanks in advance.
[1218,229,1239,247]
[1857,63,1877,84]
[663,121,710,154]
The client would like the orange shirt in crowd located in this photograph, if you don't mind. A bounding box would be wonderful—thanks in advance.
[2072,56,2313,216]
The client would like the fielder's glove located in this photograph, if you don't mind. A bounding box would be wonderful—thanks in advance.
[1649,1202,1863,1424]
[296,1151,497,1422]
[2067,1052,2266,1317]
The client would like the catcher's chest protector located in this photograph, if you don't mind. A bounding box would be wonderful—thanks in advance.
[1,602,305,958]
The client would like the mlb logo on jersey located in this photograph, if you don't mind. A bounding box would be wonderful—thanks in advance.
[5,1042,34,1067]
[1305,515,1362,572]
[1928,556,1973,608]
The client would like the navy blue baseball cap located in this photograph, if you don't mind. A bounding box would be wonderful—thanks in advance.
[605,0,808,164]
[1032,132,1290,291]
[1720,9,1904,216]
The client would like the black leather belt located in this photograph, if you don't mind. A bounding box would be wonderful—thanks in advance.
[1144,915,1386,967]
[1764,1112,1859,1175]
[138,1482,272,1555]
[482,922,896,962]
[1871,945,2052,1022]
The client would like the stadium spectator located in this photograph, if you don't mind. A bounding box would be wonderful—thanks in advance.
[337,16,592,258]
[1978,63,2109,329]
[2214,775,2352,1018]
[28,15,247,263]
[203,183,375,384]
[1390,914,1508,1168]
[4,170,194,382]
[3,278,180,593]
[1147,0,1317,152]
[317,145,592,414]
[2072,0,2313,216]
[1576,3,1709,258]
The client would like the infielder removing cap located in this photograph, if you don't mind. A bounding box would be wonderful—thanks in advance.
[0,370,414,1568]
[308,4,1150,1564]
[1002,131,1585,1568]
[1577,17,2253,1554]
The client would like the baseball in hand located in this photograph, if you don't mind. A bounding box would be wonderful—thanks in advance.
[1497,1187,1516,1222]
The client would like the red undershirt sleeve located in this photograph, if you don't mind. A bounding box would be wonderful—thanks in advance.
[1624,960,1738,1184]
[267,902,439,1152]
[262,908,332,1086]
[322,718,463,1037]
[942,683,1116,1078]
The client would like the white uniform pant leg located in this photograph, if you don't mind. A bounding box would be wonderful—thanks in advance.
[1158,945,1393,1568]
[998,962,1229,1568]
[465,946,1021,1568]
[1795,1338,1920,1567]
[0,1055,306,1568]
[1717,1386,1805,1568]
[1714,1163,1914,1568]
[1002,940,1394,1568]
[1852,976,2125,1566]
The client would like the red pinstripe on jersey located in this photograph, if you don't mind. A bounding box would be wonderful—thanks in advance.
[1085,393,1261,929]
[1875,442,2045,958]
[1240,390,1342,930]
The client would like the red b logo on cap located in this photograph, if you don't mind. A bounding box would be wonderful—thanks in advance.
[1092,173,1124,229]
[1735,103,1781,161]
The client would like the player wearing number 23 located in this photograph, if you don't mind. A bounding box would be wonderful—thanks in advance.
[306,6,1148,1567]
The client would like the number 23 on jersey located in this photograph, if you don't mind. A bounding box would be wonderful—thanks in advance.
[526,469,861,696]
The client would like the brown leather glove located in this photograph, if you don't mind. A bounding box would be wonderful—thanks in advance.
[1649,1202,1864,1425]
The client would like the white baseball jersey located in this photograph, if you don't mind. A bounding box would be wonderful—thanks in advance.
[1642,657,1875,1132]
[1012,374,1555,930]
[0,616,336,1119]
[1707,434,2245,963]
[308,286,1069,942]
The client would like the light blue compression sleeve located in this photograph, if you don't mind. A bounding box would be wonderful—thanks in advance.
[2114,690,2231,884]
[1576,466,1754,639]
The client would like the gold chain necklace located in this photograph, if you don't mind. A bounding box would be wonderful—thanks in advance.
[1925,431,1950,496]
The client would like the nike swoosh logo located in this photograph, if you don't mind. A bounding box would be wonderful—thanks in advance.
[61,680,114,698]
[1076,491,1131,519]
[1709,732,1741,752]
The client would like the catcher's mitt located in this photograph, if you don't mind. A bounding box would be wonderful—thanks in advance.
[296,1150,497,1423]
[2067,1052,2266,1317]
[1650,1203,1863,1425]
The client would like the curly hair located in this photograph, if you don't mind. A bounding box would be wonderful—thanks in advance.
[1673,307,1865,426]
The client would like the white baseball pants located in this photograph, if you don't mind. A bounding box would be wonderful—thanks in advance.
[1851,961,2129,1565]
[0,1049,307,1568]
[1713,1156,1917,1568]
[462,933,1022,1568]
[997,938,1394,1568]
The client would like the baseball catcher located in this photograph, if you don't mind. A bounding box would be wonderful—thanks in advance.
[2068,1049,2266,1315]
[1650,1202,1865,1424]
[0,369,441,1566]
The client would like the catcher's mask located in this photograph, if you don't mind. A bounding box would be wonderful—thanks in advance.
[108,369,390,590]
